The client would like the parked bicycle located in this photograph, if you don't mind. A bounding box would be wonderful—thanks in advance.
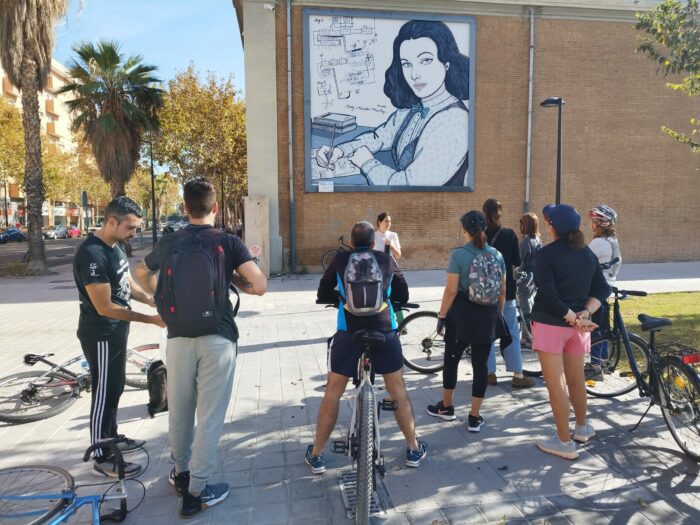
[321,235,353,271]
[585,287,700,461]
[0,438,145,524]
[0,343,161,424]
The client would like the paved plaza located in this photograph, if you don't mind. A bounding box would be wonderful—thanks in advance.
[1,257,699,524]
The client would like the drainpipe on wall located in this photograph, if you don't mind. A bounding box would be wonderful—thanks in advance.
[287,0,296,273]
[524,7,535,213]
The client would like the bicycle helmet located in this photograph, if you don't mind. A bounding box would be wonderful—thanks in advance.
[589,204,617,226]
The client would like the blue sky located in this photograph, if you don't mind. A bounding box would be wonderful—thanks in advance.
[54,0,245,91]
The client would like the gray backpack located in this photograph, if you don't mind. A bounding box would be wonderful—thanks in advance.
[343,251,384,316]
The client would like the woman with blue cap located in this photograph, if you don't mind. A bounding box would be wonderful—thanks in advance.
[531,204,610,459]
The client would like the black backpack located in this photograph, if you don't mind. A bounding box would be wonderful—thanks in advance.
[155,228,228,338]
[146,360,168,417]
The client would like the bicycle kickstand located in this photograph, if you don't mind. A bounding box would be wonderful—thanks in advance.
[629,400,655,433]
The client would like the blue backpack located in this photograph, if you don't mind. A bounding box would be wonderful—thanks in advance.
[155,228,229,338]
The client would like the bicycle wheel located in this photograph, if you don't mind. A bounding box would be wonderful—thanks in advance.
[355,382,375,525]
[124,343,160,389]
[0,371,80,424]
[657,358,700,461]
[398,311,445,374]
[585,332,649,398]
[0,465,74,524]
[321,250,338,271]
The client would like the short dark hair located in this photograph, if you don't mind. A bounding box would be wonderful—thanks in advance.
[376,211,389,226]
[482,198,502,229]
[384,20,470,109]
[184,178,216,219]
[104,196,142,223]
[351,221,375,248]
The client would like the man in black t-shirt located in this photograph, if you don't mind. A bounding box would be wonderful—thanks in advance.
[135,179,266,519]
[73,197,165,478]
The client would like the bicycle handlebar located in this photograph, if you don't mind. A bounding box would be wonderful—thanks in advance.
[611,287,647,298]
[82,439,127,479]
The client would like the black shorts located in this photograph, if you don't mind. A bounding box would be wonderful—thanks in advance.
[328,330,403,378]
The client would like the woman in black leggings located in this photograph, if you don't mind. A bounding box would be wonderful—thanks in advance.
[427,211,507,432]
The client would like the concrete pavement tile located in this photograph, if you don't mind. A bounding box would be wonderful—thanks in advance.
[227,486,254,506]
[212,506,251,524]
[291,518,329,525]
[609,510,655,525]
[369,514,411,524]
[291,497,325,520]
[250,501,290,525]
[546,495,597,513]
[477,502,524,522]
[513,499,562,519]
[289,476,325,500]
[255,466,287,484]
[404,508,449,524]
[441,504,486,524]
[222,468,252,488]
[254,482,289,503]
[528,516,573,525]
[255,451,285,469]
[638,500,687,525]
[559,509,610,524]
[222,455,253,472]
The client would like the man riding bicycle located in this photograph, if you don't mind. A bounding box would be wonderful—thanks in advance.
[306,221,427,474]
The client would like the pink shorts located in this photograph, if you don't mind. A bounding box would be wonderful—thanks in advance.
[532,321,591,356]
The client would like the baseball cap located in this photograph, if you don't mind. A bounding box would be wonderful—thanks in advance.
[542,204,580,235]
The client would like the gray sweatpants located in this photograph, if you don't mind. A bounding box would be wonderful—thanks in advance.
[167,334,236,494]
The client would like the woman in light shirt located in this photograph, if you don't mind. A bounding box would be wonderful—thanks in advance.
[374,212,402,260]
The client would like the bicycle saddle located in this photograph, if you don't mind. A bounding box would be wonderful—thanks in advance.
[353,329,386,346]
[638,314,672,332]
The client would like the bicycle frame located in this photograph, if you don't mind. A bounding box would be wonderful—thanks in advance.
[347,354,382,467]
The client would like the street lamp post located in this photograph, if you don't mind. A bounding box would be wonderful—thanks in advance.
[540,97,565,205]
[3,180,8,228]
[149,139,158,246]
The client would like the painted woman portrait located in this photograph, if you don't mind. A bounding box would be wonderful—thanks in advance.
[316,20,470,187]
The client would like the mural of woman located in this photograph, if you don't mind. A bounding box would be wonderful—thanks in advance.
[316,20,470,187]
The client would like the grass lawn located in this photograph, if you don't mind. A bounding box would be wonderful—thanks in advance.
[618,292,700,349]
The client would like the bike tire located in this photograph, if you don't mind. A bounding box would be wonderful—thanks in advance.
[0,371,80,424]
[321,249,338,271]
[355,382,375,525]
[398,311,445,374]
[124,343,160,389]
[586,332,649,398]
[0,465,74,525]
[657,357,700,461]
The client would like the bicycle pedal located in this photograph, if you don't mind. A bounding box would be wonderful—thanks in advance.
[331,440,348,454]
[379,399,397,411]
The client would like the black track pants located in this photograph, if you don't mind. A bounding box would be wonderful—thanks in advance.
[442,340,491,398]
[79,325,129,459]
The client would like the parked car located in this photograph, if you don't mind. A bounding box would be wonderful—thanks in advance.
[43,225,69,240]
[0,227,28,244]
[88,221,103,233]
[66,225,81,238]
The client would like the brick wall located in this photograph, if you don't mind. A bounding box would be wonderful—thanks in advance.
[275,8,699,270]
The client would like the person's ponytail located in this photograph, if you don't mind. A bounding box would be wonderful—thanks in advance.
[472,230,487,249]
[567,228,585,249]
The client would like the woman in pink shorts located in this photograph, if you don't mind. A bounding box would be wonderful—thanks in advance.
[531,204,610,460]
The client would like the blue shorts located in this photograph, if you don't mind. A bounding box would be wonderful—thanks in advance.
[328,330,403,378]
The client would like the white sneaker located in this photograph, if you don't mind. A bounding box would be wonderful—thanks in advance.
[573,423,596,443]
[537,435,578,460]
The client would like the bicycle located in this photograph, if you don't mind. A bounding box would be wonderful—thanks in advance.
[321,235,352,271]
[585,289,700,461]
[0,438,146,524]
[0,343,161,424]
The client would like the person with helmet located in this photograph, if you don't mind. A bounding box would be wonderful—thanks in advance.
[587,204,622,380]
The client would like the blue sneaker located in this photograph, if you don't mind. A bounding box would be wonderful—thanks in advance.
[405,440,427,468]
[305,445,326,474]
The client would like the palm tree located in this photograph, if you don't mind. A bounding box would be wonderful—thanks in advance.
[0,0,68,274]
[58,41,163,198]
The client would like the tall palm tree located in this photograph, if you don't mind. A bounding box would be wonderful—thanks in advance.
[58,41,163,198]
[0,0,68,274]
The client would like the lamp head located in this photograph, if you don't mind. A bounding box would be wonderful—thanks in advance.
[541,96,564,107]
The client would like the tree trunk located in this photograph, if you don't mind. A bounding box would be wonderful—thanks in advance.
[109,179,126,198]
[20,57,50,275]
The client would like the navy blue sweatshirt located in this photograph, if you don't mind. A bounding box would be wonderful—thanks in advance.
[532,239,611,327]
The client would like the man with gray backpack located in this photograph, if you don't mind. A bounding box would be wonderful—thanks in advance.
[305,221,427,475]
[135,178,266,519]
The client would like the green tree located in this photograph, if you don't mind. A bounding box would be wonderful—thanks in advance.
[0,97,24,226]
[0,0,68,274]
[58,41,164,198]
[155,65,247,225]
[636,0,700,154]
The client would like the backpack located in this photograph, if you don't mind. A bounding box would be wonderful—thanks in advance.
[466,246,503,306]
[155,228,228,338]
[146,360,168,417]
[343,251,385,316]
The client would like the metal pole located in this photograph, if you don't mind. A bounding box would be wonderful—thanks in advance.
[220,175,226,230]
[150,140,158,245]
[3,180,8,227]
[555,103,562,205]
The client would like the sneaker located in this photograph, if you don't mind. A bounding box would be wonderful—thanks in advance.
[468,414,484,432]
[487,373,498,386]
[426,401,456,421]
[180,483,230,518]
[584,364,604,382]
[573,423,596,443]
[405,440,428,467]
[536,435,578,460]
[169,467,190,496]
[114,434,146,452]
[305,445,326,474]
[512,375,536,389]
[93,457,142,478]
